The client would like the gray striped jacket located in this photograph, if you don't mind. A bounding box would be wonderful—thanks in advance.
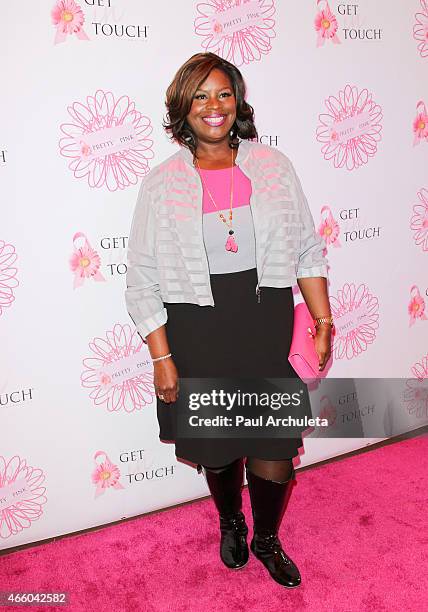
[125,140,328,339]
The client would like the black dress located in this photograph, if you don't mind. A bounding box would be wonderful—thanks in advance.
[156,267,311,469]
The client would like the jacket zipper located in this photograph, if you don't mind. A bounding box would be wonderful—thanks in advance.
[256,284,261,303]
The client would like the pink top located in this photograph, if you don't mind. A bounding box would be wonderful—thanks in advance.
[198,166,256,274]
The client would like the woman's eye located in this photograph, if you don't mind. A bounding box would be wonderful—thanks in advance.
[194,94,206,100]
[220,92,232,98]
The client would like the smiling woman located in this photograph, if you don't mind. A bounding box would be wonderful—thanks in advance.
[125,52,332,588]
[163,53,257,161]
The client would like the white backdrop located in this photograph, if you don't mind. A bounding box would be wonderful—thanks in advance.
[1,0,427,550]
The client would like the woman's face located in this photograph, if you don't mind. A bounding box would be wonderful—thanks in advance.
[186,68,237,148]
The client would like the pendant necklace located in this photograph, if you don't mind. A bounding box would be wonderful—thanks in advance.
[195,148,238,253]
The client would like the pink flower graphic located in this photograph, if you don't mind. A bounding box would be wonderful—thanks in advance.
[316,84,383,171]
[412,354,428,380]
[330,283,379,360]
[0,240,19,317]
[194,0,276,66]
[408,285,427,327]
[69,232,106,289]
[59,90,154,192]
[410,188,428,252]
[92,451,124,498]
[314,0,340,47]
[403,378,428,419]
[81,323,155,413]
[51,0,89,44]
[0,455,47,539]
[413,0,428,58]
[413,101,428,145]
[318,205,341,248]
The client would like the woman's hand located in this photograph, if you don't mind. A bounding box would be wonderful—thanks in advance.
[314,325,332,371]
[154,358,179,403]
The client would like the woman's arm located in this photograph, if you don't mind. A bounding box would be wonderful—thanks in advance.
[145,326,179,403]
[297,277,332,371]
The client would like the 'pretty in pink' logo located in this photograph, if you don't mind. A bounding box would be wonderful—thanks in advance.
[0,240,18,318]
[70,232,106,289]
[0,455,47,539]
[314,0,341,47]
[330,283,379,360]
[92,451,124,498]
[412,354,428,380]
[410,188,428,252]
[413,0,428,58]
[403,378,428,419]
[318,205,341,249]
[51,0,90,44]
[59,90,153,192]
[408,285,427,327]
[81,323,155,413]
[194,0,276,66]
[413,100,428,145]
[316,84,383,171]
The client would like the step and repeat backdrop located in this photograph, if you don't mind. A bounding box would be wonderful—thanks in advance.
[1,0,427,549]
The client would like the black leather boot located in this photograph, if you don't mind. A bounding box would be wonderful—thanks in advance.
[201,459,249,570]
[246,465,301,588]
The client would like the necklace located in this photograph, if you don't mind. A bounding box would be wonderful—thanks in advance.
[194,149,238,253]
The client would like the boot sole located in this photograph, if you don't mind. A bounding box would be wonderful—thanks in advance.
[222,557,250,570]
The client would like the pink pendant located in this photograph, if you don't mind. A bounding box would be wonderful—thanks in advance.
[225,235,238,253]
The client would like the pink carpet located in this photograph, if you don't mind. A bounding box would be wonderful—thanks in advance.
[1,435,427,612]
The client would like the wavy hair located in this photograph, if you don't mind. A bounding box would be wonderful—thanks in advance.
[163,53,257,156]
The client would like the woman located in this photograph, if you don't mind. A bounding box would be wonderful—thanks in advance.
[125,52,332,588]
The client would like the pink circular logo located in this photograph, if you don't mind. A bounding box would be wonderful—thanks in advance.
[330,283,379,360]
[81,323,155,413]
[194,0,276,66]
[0,240,19,317]
[59,90,154,192]
[314,0,340,47]
[413,0,428,58]
[413,100,428,145]
[410,188,428,252]
[92,451,124,498]
[51,0,90,44]
[412,354,428,380]
[318,205,341,249]
[316,84,383,170]
[403,378,428,419]
[0,455,47,539]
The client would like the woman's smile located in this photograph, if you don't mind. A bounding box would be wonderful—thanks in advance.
[201,114,227,127]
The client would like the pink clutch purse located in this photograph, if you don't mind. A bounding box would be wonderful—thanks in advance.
[288,302,324,380]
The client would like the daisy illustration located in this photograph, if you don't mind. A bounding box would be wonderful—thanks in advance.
[51,0,89,44]
[92,451,124,498]
[412,354,428,380]
[410,188,428,252]
[81,323,155,413]
[194,0,276,66]
[0,455,47,539]
[0,240,18,317]
[316,84,383,171]
[69,232,106,289]
[403,378,428,419]
[413,101,428,145]
[59,89,153,192]
[408,285,427,327]
[318,205,341,248]
[330,283,379,360]
[413,0,428,58]
[314,0,341,47]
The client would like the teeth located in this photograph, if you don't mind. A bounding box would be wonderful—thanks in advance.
[202,116,225,126]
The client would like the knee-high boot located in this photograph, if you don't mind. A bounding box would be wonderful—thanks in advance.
[200,459,249,569]
[246,464,301,588]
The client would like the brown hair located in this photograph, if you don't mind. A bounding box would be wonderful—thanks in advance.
[163,52,257,156]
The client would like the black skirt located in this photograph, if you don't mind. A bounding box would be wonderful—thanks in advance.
[156,268,311,468]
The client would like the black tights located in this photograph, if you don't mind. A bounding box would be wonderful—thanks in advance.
[203,457,294,483]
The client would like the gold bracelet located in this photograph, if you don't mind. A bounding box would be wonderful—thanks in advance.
[313,316,334,328]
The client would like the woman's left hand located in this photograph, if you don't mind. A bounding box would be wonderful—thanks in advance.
[313,325,332,371]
